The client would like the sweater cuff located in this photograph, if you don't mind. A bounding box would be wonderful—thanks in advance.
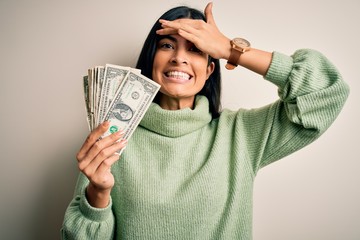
[78,187,113,222]
[264,51,294,89]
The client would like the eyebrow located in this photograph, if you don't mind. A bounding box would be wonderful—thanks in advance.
[159,35,177,42]
[159,35,195,46]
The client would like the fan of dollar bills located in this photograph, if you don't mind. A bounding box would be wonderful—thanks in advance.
[83,64,160,143]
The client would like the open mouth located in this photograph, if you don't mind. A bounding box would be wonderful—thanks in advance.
[165,71,192,81]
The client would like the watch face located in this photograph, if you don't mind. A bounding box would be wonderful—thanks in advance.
[233,38,251,48]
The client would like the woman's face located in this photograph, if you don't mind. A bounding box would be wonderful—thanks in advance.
[152,34,214,109]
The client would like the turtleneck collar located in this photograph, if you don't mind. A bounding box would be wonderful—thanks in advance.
[139,95,212,138]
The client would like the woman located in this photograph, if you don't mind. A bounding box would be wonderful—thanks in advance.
[61,3,349,239]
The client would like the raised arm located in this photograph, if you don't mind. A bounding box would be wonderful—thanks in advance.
[156,2,273,76]
[156,2,350,172]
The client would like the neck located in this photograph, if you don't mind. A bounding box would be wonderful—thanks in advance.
[157,95,195,110]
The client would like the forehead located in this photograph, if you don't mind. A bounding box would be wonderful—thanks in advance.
[158,34,192,44]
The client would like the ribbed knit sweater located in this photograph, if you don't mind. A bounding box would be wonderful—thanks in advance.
[61,49,349,240]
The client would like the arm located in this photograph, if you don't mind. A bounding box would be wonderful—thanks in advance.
[240,49,350,172]
[157,2,273,76]
[157,2,349,172]
[61,122,127,239]
[61,174,115,240]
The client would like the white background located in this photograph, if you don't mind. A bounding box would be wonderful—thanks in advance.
[0,0,359,239]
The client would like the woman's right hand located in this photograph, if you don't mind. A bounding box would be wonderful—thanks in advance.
[76,121,127,208]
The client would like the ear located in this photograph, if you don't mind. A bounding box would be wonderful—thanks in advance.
[205,62,215,80]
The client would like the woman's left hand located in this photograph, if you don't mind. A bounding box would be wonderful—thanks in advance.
[156,2,230,60]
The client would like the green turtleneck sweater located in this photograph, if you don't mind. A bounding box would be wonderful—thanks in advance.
[61,49,349,240]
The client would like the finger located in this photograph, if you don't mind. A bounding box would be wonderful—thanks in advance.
[94,141,127,177]
[97,153,121,175]
[80,139,127,177]
[159,19,202,32]
[77,121,110,160]
[177,29,200,46]
[205,2,215,25]
[161,20,202,44]
[159,19,182,31]
[92,139,127,168]
[156,27,178,36]
[78,129,124,168]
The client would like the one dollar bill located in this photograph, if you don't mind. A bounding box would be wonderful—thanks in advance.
[97,64,130,126]
[102,69,160,146]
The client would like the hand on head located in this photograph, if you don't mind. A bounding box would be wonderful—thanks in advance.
[156,2,230,60]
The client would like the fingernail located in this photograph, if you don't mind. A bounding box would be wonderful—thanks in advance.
[114,130,124,137]
[103,121,110,127]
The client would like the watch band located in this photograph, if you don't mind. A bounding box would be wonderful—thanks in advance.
[225,47,241,70]
[225,38,250,70]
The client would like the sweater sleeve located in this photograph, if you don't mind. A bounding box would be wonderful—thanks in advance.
[242,49,349,173]
[60,173,115,240]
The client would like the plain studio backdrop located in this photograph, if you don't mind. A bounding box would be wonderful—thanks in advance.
[0,0,359,239]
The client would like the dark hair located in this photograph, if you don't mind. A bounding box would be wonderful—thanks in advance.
[135,6,222,118]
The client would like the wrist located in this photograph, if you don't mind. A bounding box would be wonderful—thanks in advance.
[222,37,232,60]
[225,37,251,70]
[86,183,111,208]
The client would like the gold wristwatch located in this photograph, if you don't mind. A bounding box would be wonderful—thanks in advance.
[225,38,251,70]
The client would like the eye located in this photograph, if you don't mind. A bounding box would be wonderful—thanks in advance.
[189,45,203,54]
[159,42,174,49]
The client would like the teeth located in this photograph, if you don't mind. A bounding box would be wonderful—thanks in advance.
[166,71,190,80]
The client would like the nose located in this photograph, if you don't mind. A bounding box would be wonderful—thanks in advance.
[170,48,188,65]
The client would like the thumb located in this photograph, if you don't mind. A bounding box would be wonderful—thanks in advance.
[204,2,215,25]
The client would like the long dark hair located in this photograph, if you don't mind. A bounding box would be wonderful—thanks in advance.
[135,6,222,119]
